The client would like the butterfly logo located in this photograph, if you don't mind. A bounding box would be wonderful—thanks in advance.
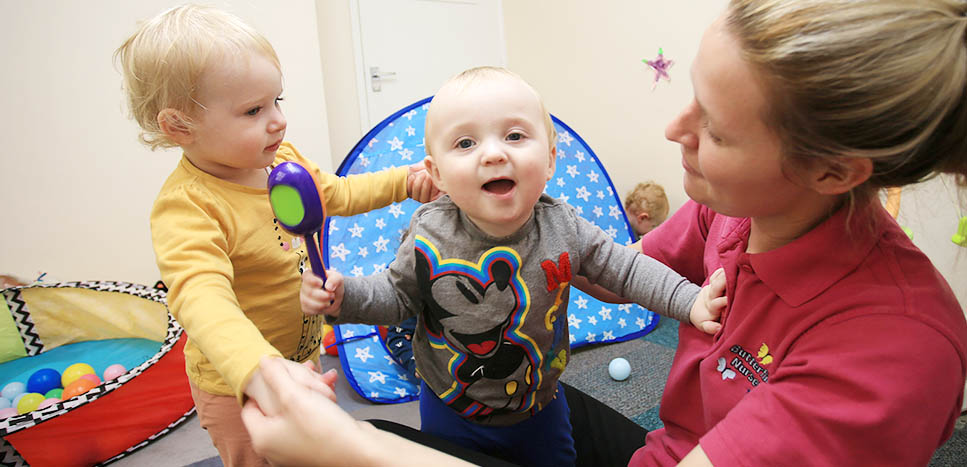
[716,357,736,381]
[757,343,774,365]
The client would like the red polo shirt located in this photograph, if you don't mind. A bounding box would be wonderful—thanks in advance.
[631,201,966,466]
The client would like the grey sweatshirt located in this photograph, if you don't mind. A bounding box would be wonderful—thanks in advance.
[336,194,699,425]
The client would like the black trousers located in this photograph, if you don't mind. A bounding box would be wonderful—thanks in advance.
[369,383,648,467]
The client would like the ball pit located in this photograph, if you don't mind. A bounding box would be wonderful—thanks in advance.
[0,280,194,467]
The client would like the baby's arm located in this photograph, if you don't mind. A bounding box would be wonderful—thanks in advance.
[573,213,717,332]
[300,269,344,318]
[302,220,424,325]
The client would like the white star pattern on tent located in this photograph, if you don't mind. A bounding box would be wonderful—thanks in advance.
[326,99,659,404]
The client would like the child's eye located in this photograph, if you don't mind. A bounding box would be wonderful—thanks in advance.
[507,132,523,141]
[246,106,262,116]
[457,138,474,149]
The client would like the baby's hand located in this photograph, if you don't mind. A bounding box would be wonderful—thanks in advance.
[690,268,727,334]
[300,269,344,317]
[407,161,442,203]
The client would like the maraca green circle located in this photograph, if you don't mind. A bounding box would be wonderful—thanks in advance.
[270,185,305,226]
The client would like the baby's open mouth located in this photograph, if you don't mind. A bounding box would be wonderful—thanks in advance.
[482,178,515,195]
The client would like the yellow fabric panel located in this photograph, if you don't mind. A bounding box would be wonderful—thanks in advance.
[0,297,27,363]
[21,287,167,351]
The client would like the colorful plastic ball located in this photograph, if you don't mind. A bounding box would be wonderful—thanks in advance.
[80,373,101,385]
[44,388,63,399]
[1,382,26,401]
[12,393,27,407]
[0,407,18,419]
[27,368,61,395]
[36,398,59,410]
[16,393,45,414]
[61,363,95,388]
[103,364,127,381]
[322,324,338,356]
[608,357,631,381]
[61,378,97,400]
[0,397,9,409]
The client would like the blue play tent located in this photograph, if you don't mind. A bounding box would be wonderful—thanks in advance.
[325,97,658,403]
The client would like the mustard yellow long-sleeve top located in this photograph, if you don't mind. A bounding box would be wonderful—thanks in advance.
[151,143,408,401]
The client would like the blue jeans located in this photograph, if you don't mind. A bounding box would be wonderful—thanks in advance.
[419,381,577,467]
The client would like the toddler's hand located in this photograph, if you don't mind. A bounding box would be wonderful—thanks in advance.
[241,357,362,467]
[407,161,442,203]
[300,269,344,317]
[690,268,727,334]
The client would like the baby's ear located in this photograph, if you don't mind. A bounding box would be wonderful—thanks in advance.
[157,108,194,145]
[546,145,557,180]
[423,155,445,191]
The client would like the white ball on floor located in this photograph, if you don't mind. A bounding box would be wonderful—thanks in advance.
[609,357,631,381]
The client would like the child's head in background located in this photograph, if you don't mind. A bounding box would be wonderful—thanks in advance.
[624,181,669,238]
[116,4,286,184]
[423,66,557,237]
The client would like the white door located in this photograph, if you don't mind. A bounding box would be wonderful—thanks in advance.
[353,0,506,128]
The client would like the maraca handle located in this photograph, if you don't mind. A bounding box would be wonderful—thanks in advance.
[304,231,328,284]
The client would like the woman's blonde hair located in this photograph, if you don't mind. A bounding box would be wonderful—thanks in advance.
[725,0,967,204]
[426,66,557,155]
[114,4,280,150]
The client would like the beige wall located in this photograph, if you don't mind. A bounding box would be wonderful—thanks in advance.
[1,1,331,286]
[4,1,964,308]
[503,0,727,215]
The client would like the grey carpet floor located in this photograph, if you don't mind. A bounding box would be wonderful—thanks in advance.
[182,317,966,466]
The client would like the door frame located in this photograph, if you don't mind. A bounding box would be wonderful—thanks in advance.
[348,0,507,130]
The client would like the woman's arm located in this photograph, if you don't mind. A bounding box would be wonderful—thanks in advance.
[678,445,714,467]
[241,357,475,467]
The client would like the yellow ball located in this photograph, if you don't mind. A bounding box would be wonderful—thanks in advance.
[16,393,45,414]
[61,363,96,388]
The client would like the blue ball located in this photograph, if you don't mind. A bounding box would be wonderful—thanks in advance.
[608,357,631,381]
[1,382,25,401]
[0,397,10,409]
[27,368,61,395]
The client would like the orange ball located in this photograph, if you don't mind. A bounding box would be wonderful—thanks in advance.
[322,324,338,356]
[62,378,98,400]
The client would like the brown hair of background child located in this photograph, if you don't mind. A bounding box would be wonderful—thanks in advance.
[624,181,669,239]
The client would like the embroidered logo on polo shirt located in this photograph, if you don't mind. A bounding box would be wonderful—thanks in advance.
[757,343,774,364]
[716,344,773,387]
[717,357,736,380]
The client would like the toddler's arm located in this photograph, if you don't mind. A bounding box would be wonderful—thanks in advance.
[244,357,338,415]
[407,161,442,203]
[690,268,727,334]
